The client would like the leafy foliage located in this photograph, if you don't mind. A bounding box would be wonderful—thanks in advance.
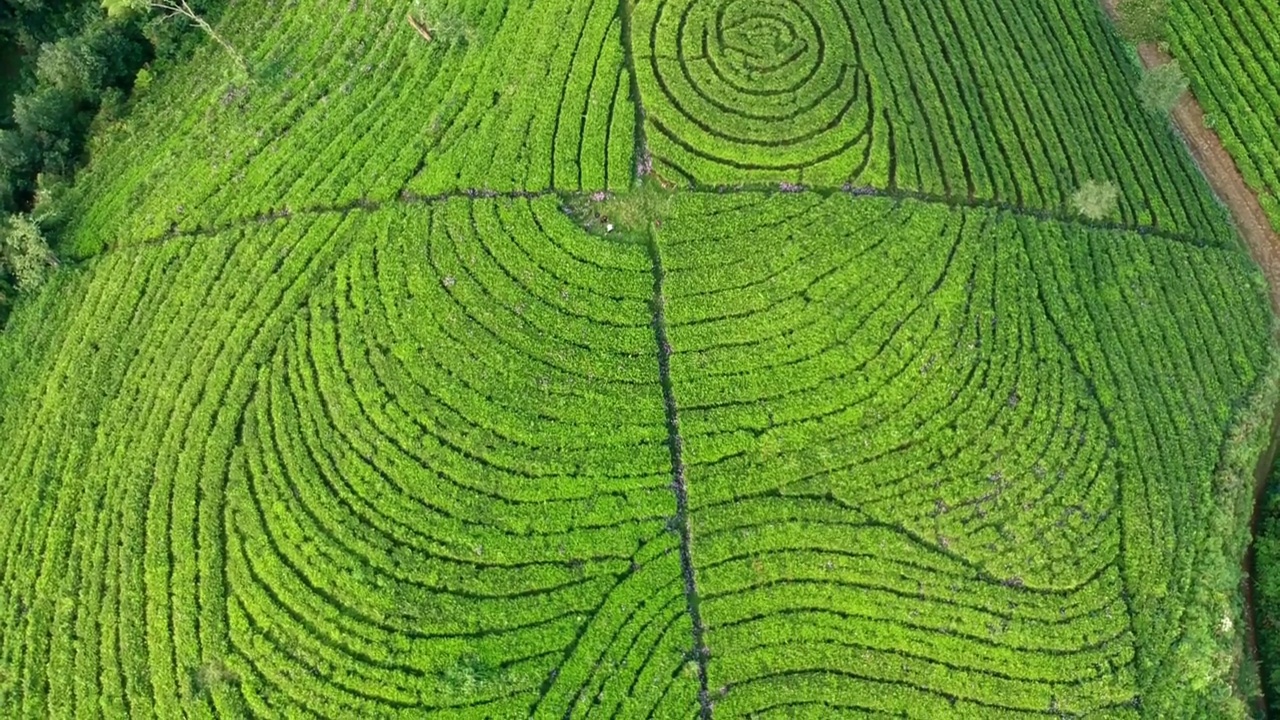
[1072,179,1121,220]
[629,0,1227,242]
[0,3,155,214]
[0,193,1270,716]
[1168,0,1280,234]
[1115,0,1169,44]
[0,213,56,291]
[1138,61,1189,115]
[1259,479,1280,714]
[100,0,246,73]
[0,0,1273,717]
[0,0,212,310]
[56,0,637,259]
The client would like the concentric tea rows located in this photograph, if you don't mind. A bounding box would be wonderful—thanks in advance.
[0,199,696,716]
[0,193,1269,715]
[64,0,1239,260]
[632,0,878,187]
[228,198,701,716]
[3,0,1275,715]
[657,193,1270,715]
[632,0,1231,242]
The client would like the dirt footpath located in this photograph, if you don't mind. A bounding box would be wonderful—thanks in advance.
[1157,59,1280,313]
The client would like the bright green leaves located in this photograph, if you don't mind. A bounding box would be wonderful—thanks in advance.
[1,0,1275,714]
[62,0,638,258]
[100,0,148,19]
[632,0,880,187]
[1169,0,1280,234]
[658,194,1131,714]
[631,0,1230,243]
[655,193,1267,715]
[226,198,685,715]
[0,214,57,292]
[0,192,1272,715]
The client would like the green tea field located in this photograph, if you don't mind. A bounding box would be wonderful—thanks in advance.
[0,0,1277,718]
[1170,0,1280,232]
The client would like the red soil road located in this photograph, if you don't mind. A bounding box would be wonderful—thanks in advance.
[1157,78,1280,313]
[1101,1,1280,716]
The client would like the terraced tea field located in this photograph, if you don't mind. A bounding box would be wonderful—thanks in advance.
[1169,0,1280,232]
[0,0,1276,717]
[633,0,1226,237]
[61,0,1235,256]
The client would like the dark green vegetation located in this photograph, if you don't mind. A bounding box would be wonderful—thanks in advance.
[0,0,1276,717]
[1169,0,1280,233]
[0,0,211,307]
[1257,461,1280,716]
[1,0,143,213]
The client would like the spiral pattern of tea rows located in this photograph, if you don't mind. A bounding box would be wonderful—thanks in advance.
[634,0,877,186]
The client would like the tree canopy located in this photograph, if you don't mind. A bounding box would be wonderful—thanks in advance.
[1138,61,1190,115]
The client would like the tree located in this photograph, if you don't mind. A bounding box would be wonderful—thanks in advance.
[101,0,245,74]
[1,214,57,292]
[1071,180,1120,221]
[1115,0,1169,44]
[1138,61,1189,115]
[11,86,83,175]
[35,36,108,97]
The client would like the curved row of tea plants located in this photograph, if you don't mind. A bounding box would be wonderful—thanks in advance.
[58,0,637,259]
[0,196,711,717]
[4,190,1268,716]
[227,198,708,717]
[1169,0,1280,232]
[631,0,1231,242]
[655,193,1271,716]
[0,209,356,718]
[55,0,1242,267]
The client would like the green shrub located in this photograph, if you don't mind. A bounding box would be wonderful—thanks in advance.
[1071,180,1121,220]
[0,213,56,291]
[1115,0,1169,43]
[1138,61,1190,115]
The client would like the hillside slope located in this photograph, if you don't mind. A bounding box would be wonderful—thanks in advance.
[0,193,1272,716]
[0,0,1275,717]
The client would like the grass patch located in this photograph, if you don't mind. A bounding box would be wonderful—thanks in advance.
[566,177,674,241]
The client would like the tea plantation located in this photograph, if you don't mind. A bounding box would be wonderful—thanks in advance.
[0,0,1276,717]
[1169,0,1280,232]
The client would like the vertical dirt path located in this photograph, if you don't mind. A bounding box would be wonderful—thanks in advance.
[1100,3,1280,716]
[646,227,713,719]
